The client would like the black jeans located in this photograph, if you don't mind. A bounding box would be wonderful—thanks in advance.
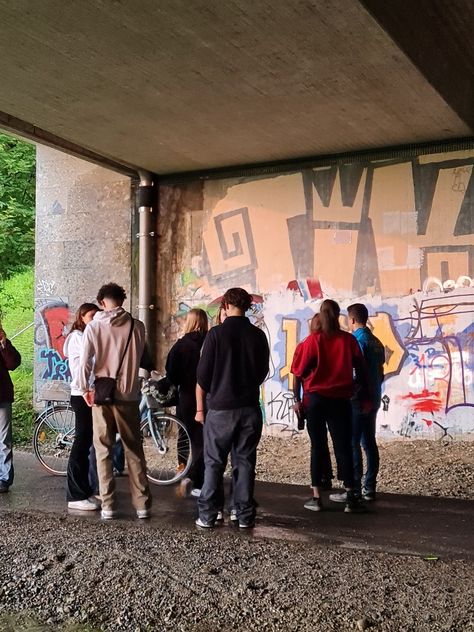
[198,406,262,524]
[67,395,94,501]
[306,392,354,488]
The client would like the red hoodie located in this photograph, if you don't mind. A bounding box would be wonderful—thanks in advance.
[291,330,367,400]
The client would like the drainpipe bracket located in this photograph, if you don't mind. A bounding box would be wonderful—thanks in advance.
[136,232,156,237]
[137,304,155,310]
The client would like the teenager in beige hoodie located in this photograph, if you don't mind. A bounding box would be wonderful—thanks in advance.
[78,282,152,520]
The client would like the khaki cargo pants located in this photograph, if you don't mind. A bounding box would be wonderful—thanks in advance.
[92,401,151,512]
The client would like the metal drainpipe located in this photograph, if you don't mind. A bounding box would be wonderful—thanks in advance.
[136,171,155,340]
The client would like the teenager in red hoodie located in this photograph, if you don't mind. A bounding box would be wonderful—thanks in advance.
[291,299,369,513]
[0,326,21,492]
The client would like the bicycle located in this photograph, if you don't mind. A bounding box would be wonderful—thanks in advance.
[139,377,193,485]
[33,378,193,485]
[33,397,75,476]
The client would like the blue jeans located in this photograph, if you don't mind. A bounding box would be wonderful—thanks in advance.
[351,402,379,494]
[0,402,14,486]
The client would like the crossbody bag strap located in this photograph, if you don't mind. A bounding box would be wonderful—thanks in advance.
[115,315,134,379]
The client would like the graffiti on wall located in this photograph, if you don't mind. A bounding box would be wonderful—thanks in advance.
[35,298,72,397]
[163,149,474,438]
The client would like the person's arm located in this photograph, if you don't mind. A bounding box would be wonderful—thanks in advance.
[0,330,21,371]
[352,338,371,412]
[292,375,305,415]
[165,341,181,386]
[140,343,154,374]
[256,330,270,384]
[196,331,215,394]
[195,332,216,422]
[195,384,206,425]
[79,326,95,407]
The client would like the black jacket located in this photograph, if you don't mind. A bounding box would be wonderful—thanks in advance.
[165,331,207,418]
[0,340,21,403]
[197,316,269,410]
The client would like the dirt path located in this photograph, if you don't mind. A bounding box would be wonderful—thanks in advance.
[257,435,474,499]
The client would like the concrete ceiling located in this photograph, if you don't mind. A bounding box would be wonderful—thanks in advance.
[0,0,472,175]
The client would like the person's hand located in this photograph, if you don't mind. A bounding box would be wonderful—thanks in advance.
[0,329,6,347]
[293,400,304,414]
[195,410,205,424]
[83,391,95,407]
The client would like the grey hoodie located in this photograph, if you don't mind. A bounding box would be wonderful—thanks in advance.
[78,307,146,402]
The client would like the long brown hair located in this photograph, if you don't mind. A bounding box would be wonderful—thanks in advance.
[318,299,341,335]
[310,313,321,333]
[70,303,99,333]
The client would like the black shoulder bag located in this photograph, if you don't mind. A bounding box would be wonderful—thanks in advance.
[94,317,134,405]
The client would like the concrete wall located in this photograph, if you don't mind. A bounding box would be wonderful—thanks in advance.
[157,148,474,439]
[34,145,132,399]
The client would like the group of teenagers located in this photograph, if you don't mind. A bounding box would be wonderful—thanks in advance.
[0,281,384,526]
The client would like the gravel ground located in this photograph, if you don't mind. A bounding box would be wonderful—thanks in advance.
[1,437,472,631]
[0,512,473,632]
[257,435,474,499]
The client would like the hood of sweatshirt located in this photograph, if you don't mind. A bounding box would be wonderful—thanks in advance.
[92,306,130,326]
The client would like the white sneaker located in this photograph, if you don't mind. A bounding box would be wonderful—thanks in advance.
[68,498,100,511]
[101,509,118,520]
[137,509,151,519]
[216,511,224,522]
[195,517,213,529]
[191,488,202,498]
[230,509,238,522]
[329,492,347,503]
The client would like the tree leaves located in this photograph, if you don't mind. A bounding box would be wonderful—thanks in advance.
[0,133,35,281]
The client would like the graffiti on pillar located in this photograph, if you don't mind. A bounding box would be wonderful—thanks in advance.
[35,299,72,389]
[161,147,474,438]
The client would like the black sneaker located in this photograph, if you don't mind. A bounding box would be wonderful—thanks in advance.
[0,482,9,493]
[362,490,376,501]
[304,497,323,512]
[344,495,367,513]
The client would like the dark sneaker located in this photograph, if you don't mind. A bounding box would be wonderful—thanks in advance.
[304,497,323,512]
[0,482,10,493]
[362,490,376,501]
[344,497,367,513]
[239,520,255,529]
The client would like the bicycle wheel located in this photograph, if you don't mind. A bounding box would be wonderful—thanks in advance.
[141,412,192,485]
[33,405,75,476]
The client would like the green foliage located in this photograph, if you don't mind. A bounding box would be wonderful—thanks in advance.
[0,268,35,444]
[0,133,35,281]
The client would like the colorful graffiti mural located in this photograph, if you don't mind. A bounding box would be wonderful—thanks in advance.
[34,298,72,398]
[160,148,474,438]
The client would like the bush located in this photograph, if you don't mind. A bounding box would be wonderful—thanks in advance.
[0,268,34,444]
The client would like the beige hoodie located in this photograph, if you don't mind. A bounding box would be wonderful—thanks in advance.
[78,307,146,402]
